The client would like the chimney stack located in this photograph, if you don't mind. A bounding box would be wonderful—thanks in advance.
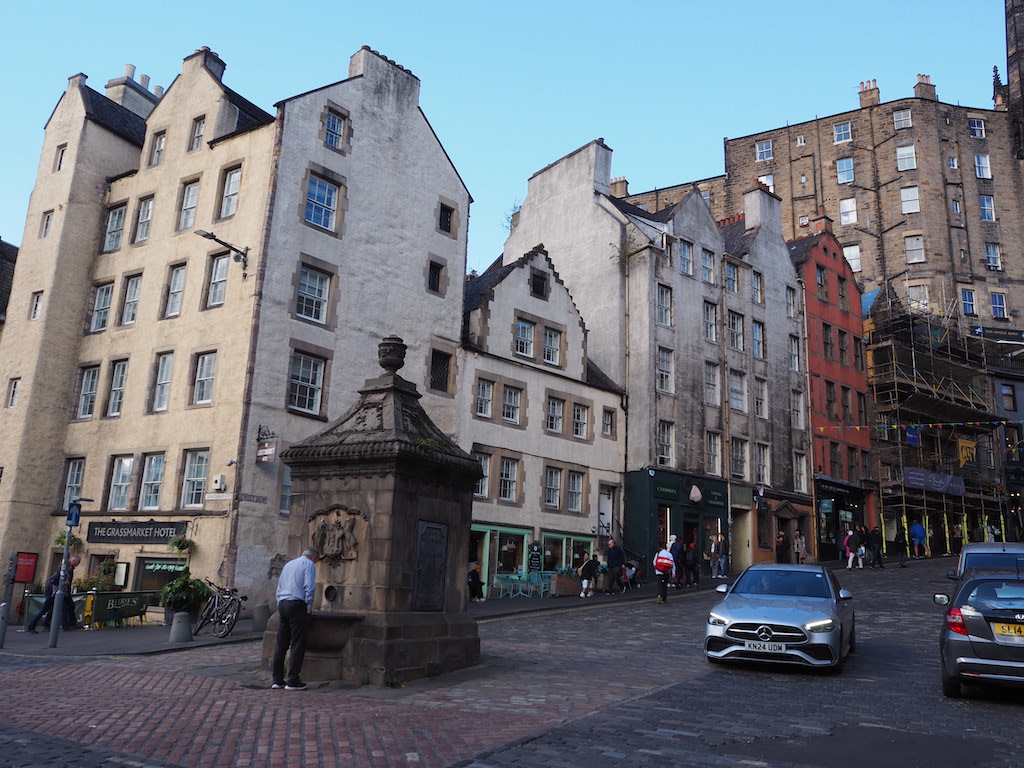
[914,74,937,101]
[858,79,879,108]
[610,176,629,197]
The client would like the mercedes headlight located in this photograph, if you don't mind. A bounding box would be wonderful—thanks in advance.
[708,612,727,626]
[804,618,835,632]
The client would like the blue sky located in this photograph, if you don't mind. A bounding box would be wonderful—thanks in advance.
[0,1,1007,273]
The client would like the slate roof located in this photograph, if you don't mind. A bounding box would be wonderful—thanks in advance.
[719,218,756,257]
[463,256,516,314]
[80,86,147,147]
[606,195,676,223]
[787,233,816,266]
[223,86,274,132]
[586,359,622,393]
[0,239,18,321]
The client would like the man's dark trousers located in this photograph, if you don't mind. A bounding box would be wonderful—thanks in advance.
[272,599,310,686]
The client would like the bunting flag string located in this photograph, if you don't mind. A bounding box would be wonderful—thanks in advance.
[813,419,1024,432]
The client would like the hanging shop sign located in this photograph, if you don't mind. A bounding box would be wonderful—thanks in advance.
[256,440,277,463]
[903,467,965,496]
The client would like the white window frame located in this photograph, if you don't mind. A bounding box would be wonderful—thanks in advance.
[153,352,173,412]
[219,167,241,218]
[789,335,801,371]
[961,288,976,316]
[992,292,1008,319]
[754,377,768,419]
[785,286,797,317]
[106,360,128,417]
[103,206,126,252]
[656,284,673,326]
[701,249,716,284]
[30,291,42,319]
[296,266,329,323]
[656,420,675,467]
[755,139,773,161]
[791,390,804,430]
[41,210,53,238]
[703,301,718,342]
[751,271,764,304]
[678,241,693,275]
[149,132,165,166]
[77,367,99,418]
[904,235,925,264]
[833,121,852,143]
[980,195,995,221]
[656,347,674,392]
[948,156,959,170]
[502,386,521,424]
[986,243,1002,269]
[896,144,917,171]
[165,265,186,318]
[121,275,142,325]
[514,319,535,357]
[182,449,209,507]
[730,437,748,480]
[839,197,857,225]
[544,467,561,507]
[706,432,721,475]
[724,263,738,293]
[572,403,589,439]
[843,245,862,273]
[900,186,920,214]
[794,452,807,493]
[473,453,489,497]
[727,311,744,352]
[893,109,912,130]
[907,285,929,312]
[140,454,165,510]
[90,284,114,332]
[178,181,199,230]
[189,116,205,151]
[7,378,20,408]
[752,320,766,359]
[193,352,217,404]
[325,111,346,149]
[305,176,339,230]
[288,351,325,414]
[206,255,229,307]
[975,153,991,179]
[498,457,518,501]
[969,118,986,138]
[566,471,583,513]
[542,328,561,365]
[836,157,854,184]
[704,362,719,406]
[475,379,493,418]
[63,458,85,510]
[755,443,771,485]
[545,396,564,432]
[728,370,747,412]
[108,456,133,511]
[135,197,154,243]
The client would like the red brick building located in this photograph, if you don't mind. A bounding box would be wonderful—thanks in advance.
[788,215,875,560]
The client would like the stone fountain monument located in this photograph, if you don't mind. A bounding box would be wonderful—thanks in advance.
[261,336,481,684]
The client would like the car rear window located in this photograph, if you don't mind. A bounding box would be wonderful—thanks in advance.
[963,553,1024,573]
[961,580,1024,610]
[734,570,832,599]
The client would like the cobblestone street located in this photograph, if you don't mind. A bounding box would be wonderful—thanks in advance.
[1,559,1020,767]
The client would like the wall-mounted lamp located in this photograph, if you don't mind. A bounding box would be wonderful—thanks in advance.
[194,230,250,278]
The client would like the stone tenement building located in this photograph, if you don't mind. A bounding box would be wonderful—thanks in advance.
[622,3,1024,338]
[0,47,470,603]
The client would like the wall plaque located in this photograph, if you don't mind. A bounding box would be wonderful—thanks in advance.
[413,521,448,612]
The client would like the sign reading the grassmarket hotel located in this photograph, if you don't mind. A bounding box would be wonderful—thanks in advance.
[87,521,188,544]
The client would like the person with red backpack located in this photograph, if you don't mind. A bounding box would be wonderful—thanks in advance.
[653,542,676,604]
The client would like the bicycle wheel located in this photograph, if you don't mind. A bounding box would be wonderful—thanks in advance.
[193,598,216,635]
[211,599,240,638]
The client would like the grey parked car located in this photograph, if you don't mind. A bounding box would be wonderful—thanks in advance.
[704,563,855,670]
[946,542,1024,581]
[934,573,1024,698]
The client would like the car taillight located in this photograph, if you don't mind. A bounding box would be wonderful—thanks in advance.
[946,607,968,636]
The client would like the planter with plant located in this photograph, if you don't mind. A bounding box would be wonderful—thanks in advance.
[54,531,83,550]
[159,568,211,622]
[549,567,581,597]
[168,536,195,556]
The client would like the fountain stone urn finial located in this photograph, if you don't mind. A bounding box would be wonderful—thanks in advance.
[378,336,407,375]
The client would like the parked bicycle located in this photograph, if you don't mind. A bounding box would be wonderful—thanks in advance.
[194,579,247,638]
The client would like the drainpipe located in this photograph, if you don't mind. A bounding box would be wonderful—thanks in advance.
[798,276,815,557]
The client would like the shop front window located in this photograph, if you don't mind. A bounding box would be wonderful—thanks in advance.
[493,532,525,573]
[134,558,188,591]
[543,535,564,571]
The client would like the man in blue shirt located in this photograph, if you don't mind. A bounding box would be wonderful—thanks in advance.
[271,548,318,690]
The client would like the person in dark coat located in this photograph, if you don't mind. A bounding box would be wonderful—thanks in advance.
[867,526,885,569]
[669,534,684,589]
[775,530,789,563]
[577,553,599,598]
[468,564,484,602]
[23,556,80,633]
[605,539,625,594]
[682,541,700,588]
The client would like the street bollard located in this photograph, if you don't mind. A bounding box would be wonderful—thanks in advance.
[168,611,193,643]
[252,603,271,633]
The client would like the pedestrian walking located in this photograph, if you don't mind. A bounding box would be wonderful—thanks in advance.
[717,533,730,579]
[707,534,720,579]
[605,539,625,594]
[910,520,927,558]
[951,523,964,555]
[271,547,318,691]
[669,534,684,589]
[577,552,599,598]
[857,525,873,567]
[468,563,484,602]
[792,530,807,565]
[775,530,789,563]
[682,541,700,588]
[894,528,909,568]
[867,526,885,569]
[843,527,863,569]
[22,556,80,633]
[653,543,676,604]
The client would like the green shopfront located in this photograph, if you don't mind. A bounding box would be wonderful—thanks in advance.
[623,469,728,577]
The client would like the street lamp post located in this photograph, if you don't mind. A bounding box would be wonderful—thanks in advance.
[194,230,250,279]
[49,497,92,648]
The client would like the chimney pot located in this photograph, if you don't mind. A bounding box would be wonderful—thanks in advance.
[153,85,164,98]
[139,74,150,90]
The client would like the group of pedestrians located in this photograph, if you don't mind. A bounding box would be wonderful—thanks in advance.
[773,529,808,564]
[653,533,730,604]
[841,524,886,569]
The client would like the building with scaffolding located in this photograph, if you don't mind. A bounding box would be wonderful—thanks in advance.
[866,288,1006,555]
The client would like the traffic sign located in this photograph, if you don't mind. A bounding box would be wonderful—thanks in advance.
[66,502,81,528]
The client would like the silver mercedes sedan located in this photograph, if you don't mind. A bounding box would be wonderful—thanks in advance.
[704,563,856,670]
